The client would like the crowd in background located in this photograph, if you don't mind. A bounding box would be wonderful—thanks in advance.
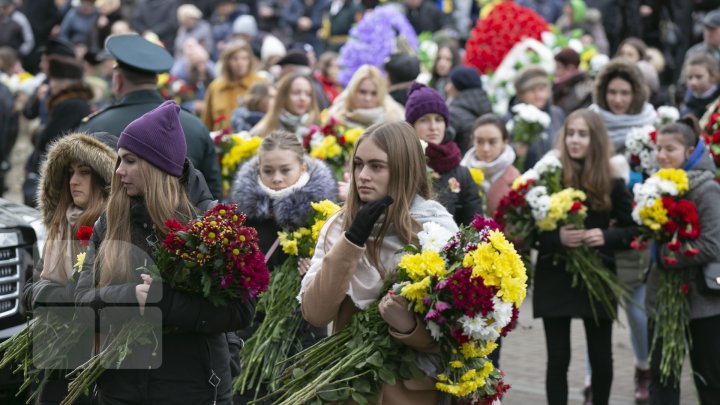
[2,1,720,405]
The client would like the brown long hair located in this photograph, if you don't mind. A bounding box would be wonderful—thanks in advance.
[219,40,255,82]
[558,109,613,211]
[96,159,195,287]
[594,59,648,115]
[340,121,430,273]
[253,73,319,137]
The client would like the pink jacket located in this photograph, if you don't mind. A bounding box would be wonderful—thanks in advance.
[487,165,521,217]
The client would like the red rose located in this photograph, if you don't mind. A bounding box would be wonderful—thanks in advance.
[76,226,93,247]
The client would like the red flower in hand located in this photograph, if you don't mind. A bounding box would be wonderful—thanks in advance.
[569,201,583,214]
[76,226,93,247]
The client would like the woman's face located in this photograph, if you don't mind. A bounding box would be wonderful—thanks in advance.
[435,47,454,77]
[413,113,446,144]
[618,44,641,62]
[353,78,379,110]
[286,77,313,116]
[473,124,506,163]
[656,133,691,169]
[606,78,633,115]
[686,64,715,95]
[564,117,592,160]
[519,84,550,109]
[326,59,340,82]
[261,86,277,113]
[259,149,306,191]
[228,49,251,79]
[116,148,145,197]
[69,162,93,209]
[353,139,390,202]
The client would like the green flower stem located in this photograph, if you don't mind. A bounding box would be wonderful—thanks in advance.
[651,269,691,386]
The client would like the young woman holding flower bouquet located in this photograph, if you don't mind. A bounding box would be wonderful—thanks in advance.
[646,119,720,404]
[405,82,483,226]
[534,109,637,405]
[299,121,458,403]
[74,101,256,404]
[18,132,116,404]
[250,73,320,140]
[327,65,405,130]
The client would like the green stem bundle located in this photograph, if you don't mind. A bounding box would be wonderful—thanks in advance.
[651,269,691,386]
[62,317,154,405]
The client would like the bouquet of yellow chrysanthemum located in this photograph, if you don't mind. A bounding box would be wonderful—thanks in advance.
[269,216,526,405]
[213,131,263,198]
[234,200,341,400]
[303,116,364,180]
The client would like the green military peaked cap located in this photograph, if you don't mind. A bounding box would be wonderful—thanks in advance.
[105,34,174,74]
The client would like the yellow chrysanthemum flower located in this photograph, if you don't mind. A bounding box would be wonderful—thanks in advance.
[398,250,447,281]
[74,252,86,273]
[281,239,298,256]
[638,198,668,231]
[157,73,170,86]
[311,200,341,219]
[310,136,343,160]
[400,276,432,312]
[655,168,689,195]
[460,340,499,359]
[343,128,364,145]
[311,219,326,242]
[469,168,485,186]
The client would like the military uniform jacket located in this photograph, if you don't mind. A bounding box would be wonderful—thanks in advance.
[78,90,222,198]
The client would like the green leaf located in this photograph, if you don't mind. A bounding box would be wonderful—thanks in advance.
[291,367,304,379]
[317,388,341,402]
[351,391,369,405]
[201,273,211,297]
[377,367,396,385]
[366,351,383,368]
[352,378,372,393]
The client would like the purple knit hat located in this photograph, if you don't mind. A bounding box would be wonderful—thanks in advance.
[405,82,450,125]
[118,100,187,177]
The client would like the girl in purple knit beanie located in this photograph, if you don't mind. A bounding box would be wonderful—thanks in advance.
[404,82,483,227]
[73,100,254,404]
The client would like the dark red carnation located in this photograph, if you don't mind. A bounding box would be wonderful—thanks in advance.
[569,201,583,214]
[76,226,93,247]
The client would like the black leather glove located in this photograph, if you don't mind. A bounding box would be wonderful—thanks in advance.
[345,196,394,247]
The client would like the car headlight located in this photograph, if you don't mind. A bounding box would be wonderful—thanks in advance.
[0,231,19,249]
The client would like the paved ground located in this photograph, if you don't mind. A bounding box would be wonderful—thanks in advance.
[3,124,701,405]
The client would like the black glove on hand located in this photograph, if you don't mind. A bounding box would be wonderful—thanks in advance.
[345,196,394,247]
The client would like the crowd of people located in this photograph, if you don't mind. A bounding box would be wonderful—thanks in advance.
[2,0,720,404]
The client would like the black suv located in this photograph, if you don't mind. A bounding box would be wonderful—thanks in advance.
[0,198,45,402]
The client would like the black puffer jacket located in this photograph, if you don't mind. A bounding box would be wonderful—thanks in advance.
[433,165,483,226]
[74,161,254,405]
[448,88,493,154]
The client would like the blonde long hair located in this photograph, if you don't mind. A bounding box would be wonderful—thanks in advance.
[97,159,195,287]
[252,73,320,138]
[558,109,613,211]
[341,121,430,271]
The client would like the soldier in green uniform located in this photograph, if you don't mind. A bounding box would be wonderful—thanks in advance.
[77,34,222,198]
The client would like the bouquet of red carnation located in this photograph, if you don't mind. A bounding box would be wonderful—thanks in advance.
[630,169,700,383]
[63,204,268,404]
[701,109,720,180]
[157,73,196,104]
[464,1,549,74]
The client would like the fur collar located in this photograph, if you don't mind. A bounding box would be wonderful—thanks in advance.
[38,133,117,227]
[230,156,338,229]
[47,82,94,112]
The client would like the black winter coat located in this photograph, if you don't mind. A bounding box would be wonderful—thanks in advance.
[533,179,637,320]
[433,165,483,226]
[448,88,493,154]
[74,161,254,405]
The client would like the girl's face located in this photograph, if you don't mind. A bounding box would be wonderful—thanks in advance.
[228,49,251,79]
[69,162,93,209]
[353,78,379,109]
[286,77,312,116]
[116,148,145,197]
[473,124,506,163]
[435,47,454,77]
[413,113,446,144]
[353,139,390,202]
[326,59,340,81]
[261,86,277,113]
[686,64,715,95]
[618,44,641,62]
[564,117,592,160]
[656,133,692,169]
[259,149,306,191]
[606,78,633,115]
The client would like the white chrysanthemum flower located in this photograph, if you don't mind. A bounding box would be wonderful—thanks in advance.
[427,321,442,341]
[418,222,454,252]
[657,106,680,124]
[520,168,539,183]
[459,315,500,342]
[492,297,514,329]
[534,154,562,176]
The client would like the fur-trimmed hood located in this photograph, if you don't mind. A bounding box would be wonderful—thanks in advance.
[47,81,94,112]
[38,133,117,227]
[230,155,338,229]
[593,59,648,115]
